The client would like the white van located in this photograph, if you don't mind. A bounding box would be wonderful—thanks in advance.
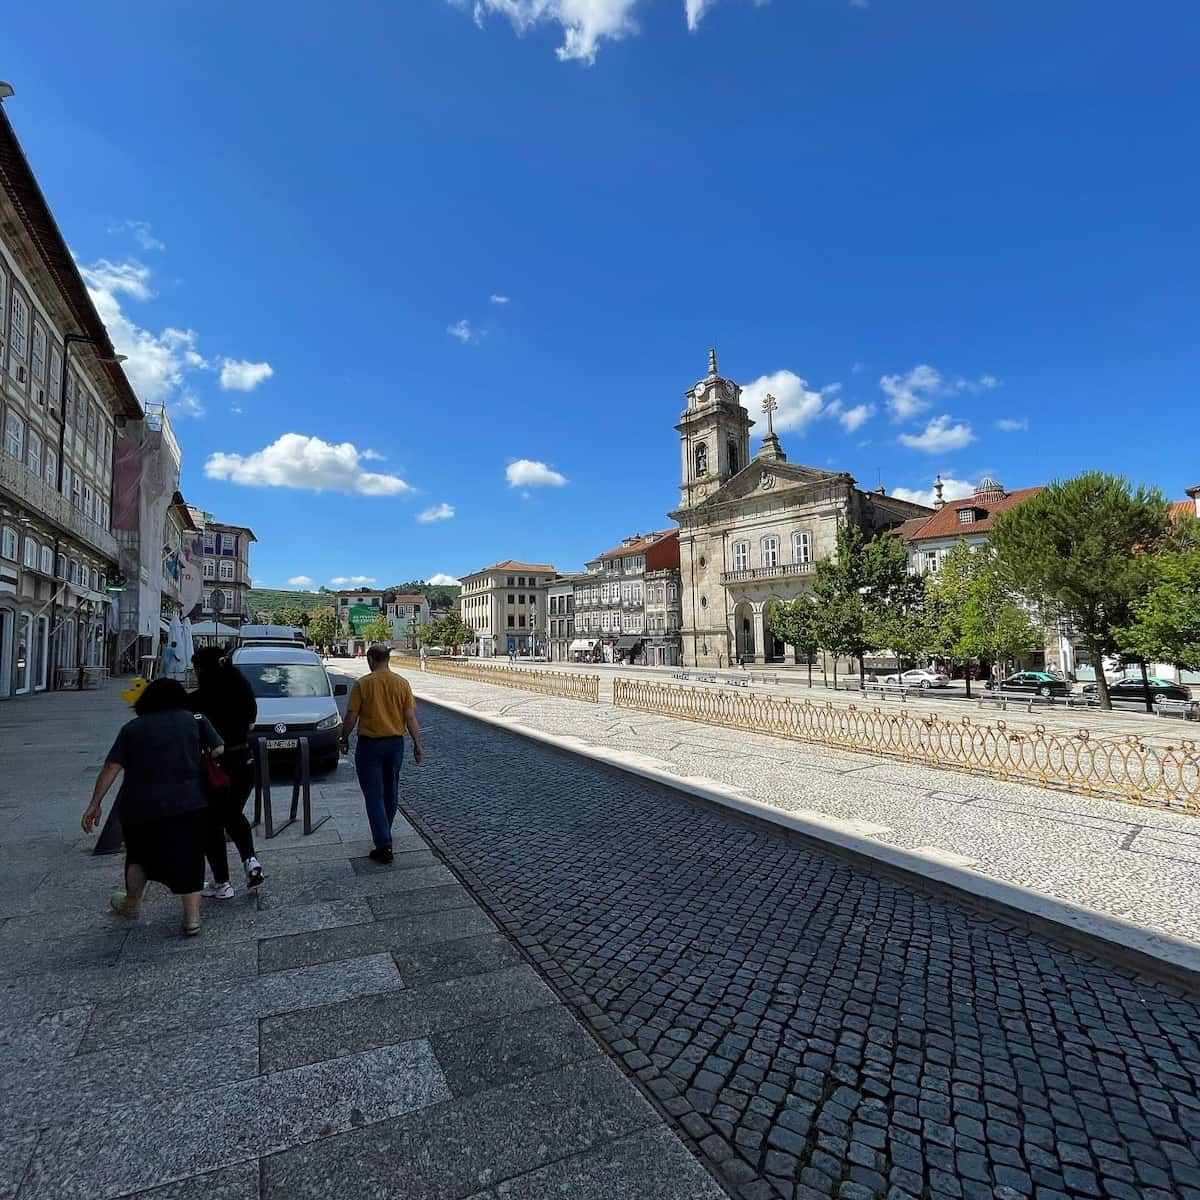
[231,644,345,772]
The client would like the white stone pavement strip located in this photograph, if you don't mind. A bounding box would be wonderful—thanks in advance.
[19,1040,450,1200]
[389,663,1200,965]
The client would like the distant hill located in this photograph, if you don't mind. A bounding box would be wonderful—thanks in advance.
[245,587,329,619]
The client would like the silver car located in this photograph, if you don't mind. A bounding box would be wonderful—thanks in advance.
[882,668,951,689]
[231,645,346,772]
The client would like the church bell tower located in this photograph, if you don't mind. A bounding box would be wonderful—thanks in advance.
[676,348,754,509]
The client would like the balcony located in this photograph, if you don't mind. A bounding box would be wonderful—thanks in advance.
[0,452,118,561]
[721,561,814,585]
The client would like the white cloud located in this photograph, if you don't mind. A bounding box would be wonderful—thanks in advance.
[506,459,568,487]
[428,573,462,586]
[892,477,975,508]
[489,294,511,305]
[740,370,827,434]
[78,256,268,421]
[330,576,376,586]
[851,361,868,374]
[880,364,942,420]
[954,373,1000,394]
[219,359,274,391]
[107,220,165,252]
[461,0,640,64]
[288,575,315,587]
[447,319,476,343]
[836,403,874,433]
[898,415,976,453]
[996,417,1028,432]
[204,434,413,495]
[685,0,715,28]
[417,503,456,523]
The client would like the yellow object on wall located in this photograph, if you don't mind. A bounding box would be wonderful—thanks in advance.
[121,677,149,707]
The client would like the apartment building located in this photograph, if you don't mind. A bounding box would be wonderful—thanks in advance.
[190,510,255,626]
[574,530,680,664]
[0,98,143,697]
[387,593,431,649]
[547,573,585,662]
[459,560,555,657]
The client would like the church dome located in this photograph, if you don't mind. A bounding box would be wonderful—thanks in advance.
[974,476,1005,501]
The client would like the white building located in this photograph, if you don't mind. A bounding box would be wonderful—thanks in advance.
[459,560,555,658]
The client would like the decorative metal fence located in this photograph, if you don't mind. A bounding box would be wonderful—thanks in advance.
[613,678,1200,812]
[423,657,600,704]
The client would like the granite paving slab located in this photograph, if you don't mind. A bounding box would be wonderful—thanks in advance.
[82,953,402,1052]
[1,1021,258,1130]
[119,1162,260,1200]
[20,1039,449,1200]
[0,927,127,979]
[0,1003,91,1068]
[260,963,556,1072]
[259,1057,661,1200]
[365,882,478,920]
[347,850,440,875]
[0,1130,37,1200]
[257,905,496,973]
[255,863,455,907]
[429,1005,600,1096]
[490,1127,728,1198]
[391,931,526,987]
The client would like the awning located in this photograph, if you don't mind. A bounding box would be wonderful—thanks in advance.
[615,635,644,649]
[190,619,239,637]
[569,639,598,653]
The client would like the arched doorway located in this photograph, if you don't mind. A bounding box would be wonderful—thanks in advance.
[763,598,786,664]
[733,601,755,663]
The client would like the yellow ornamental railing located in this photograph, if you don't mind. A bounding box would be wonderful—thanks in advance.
[612,678,1200,813]
[423,657,600,704]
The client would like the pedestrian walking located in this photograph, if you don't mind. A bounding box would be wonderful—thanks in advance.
[190,646,265,895]
[340,643,424,864]
[81,678,222,937]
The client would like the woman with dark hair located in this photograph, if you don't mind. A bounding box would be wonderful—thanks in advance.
[81,678,222,936]
[190,646,264,895]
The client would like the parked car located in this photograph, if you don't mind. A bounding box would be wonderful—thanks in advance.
[231,645,347,773]
[1082,676,1192,706]
[991,671,1070,698]
[882,668,950,689]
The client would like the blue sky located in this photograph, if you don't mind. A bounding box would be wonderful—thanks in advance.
[6,1,1199,588]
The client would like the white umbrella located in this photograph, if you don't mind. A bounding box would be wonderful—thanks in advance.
[179,617,196,676]
[164,612,185,679]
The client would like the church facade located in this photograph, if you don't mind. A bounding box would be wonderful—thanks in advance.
[669,351,932,668]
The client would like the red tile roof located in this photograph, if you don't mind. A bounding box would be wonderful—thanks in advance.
[597,529,677,561]
[473,560,557,575]
[901,487,1044,541]
[1169,500,1195,522]
[392,594,427,605]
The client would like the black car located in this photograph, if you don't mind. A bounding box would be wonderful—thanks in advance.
[1088,676,1192,706]
[994,671,1070,698]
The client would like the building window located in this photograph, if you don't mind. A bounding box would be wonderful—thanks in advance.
[924,551,938,573]
[507,615,515,628]
[55,553,65,578]
[4,411,22,459]
[9,291,29,360]
[31,325,46,384]
[83,484,94,520]
[49,346,61,400]
[732,540,750,571]
[202,590,212,609]
[45,448,57,489]
[219,561,234,580]
[203,533,216,554]
[72,474,82,509]
[762,536,780,568]
[506,576,515,586]
[792,532,811,564]
[27,430,41,476]
[958,508,976,525]
[23,537,37,569]
[728,439,740,475]
[1,526,16,560]
[39,545,53,575]
[69,559,79,583]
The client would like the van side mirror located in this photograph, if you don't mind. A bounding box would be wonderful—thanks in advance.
[333,683,348,697]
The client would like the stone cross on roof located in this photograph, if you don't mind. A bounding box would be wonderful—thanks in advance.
[708,347,719,378]
[762,393,778,436]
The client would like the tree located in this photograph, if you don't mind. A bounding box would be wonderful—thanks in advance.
[960,564,1043,682]
[417,614,476,652]
[990,473,1170,709]
[923,540,982,696]
[272,604,305,628]
[362,613,393,645]
[1118,520,1200,675]
[859,530,927,680]
[768,595,821,686]
[306,606,338,650]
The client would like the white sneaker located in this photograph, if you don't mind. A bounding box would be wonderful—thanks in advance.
[203,880,235,900]
[244,857,265,889]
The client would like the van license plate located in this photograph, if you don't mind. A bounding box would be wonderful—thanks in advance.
[265,738,298,750]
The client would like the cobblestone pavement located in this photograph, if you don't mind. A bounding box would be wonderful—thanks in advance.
[383,664,1200,943]
[0,683,725,1200]
[402,704,1200,1200]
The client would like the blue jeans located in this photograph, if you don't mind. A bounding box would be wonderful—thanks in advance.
[354,735,405,850]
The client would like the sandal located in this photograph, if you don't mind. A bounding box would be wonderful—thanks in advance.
[109,891,140,919]
[182,921,202,937]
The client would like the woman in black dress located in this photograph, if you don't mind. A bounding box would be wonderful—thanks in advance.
[189,646,264,895]
[82,678,222,936]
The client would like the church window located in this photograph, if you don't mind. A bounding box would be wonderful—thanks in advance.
[727,439,740,474]
[732,541,750,571]
[957,508,976,525]
[793,532,812,564]
[762,536,780,568]
[694,442,708,478]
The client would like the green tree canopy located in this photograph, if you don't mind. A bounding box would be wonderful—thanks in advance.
[361,613,393,645]
[990,472,1170,709]
[417,614,475,650]
[767,594,821,685]
[306,606,337,649]
[271,604,306,628]
[1117,518,1200,671]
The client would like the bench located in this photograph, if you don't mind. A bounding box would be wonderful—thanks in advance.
[1065,693,1100,709]
[719,675,751,688]
[671,671,691,681]
[697,673,719,684]
[978,691,1056,712]
[862,683,910,703]
[1155,699,1193,719]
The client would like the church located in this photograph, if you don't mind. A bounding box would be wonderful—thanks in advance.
[669,351,933,668]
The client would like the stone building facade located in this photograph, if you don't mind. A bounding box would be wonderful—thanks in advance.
[459,560,555,658]
[670,351,931,668]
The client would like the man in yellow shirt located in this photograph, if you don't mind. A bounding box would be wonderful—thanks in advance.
[340,644,425,864]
